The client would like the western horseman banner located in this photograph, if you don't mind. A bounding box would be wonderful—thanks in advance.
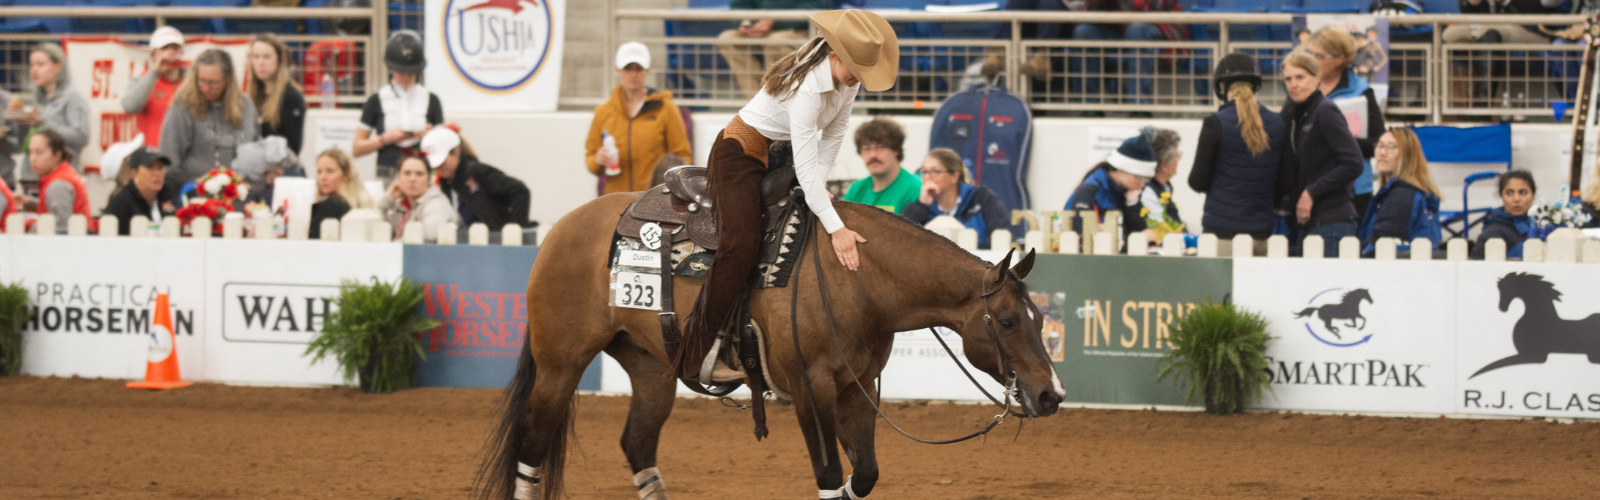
[1456,263,1600,418]
[62,37,250,171]
[1235,259,1457,415]
[424,0,566,112]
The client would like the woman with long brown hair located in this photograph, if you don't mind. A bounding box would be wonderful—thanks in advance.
[245,33,307,154]
[159,48,259,185]
[1356,127,1443,250]
[1188,52,1285,242]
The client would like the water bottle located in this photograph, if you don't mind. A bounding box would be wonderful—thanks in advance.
[601,131,621,176]
[320,74,336,109]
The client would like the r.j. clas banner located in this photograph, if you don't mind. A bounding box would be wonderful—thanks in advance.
[1456,263,1600,418]
[424,0,566,112]
[62,37,249,170]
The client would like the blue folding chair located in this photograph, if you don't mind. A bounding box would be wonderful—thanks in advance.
[1411,123,1512,240]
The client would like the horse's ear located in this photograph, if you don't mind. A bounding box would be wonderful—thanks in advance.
[989,249,1015,287]
[1011,249,1036,280]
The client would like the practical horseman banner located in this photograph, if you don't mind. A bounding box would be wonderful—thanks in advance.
[424,0,566,112]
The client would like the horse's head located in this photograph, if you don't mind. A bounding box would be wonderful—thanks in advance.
[1498,272,1560,312]
[958,249,1064,418]
[1348,289,1373,304]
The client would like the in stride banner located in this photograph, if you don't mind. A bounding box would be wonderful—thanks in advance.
[424,0,566,112]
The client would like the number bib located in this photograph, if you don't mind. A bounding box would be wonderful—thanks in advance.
[612,271,663,311]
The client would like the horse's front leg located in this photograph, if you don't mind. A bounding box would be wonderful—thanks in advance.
[793,373,846,498]
[833,378,880,499]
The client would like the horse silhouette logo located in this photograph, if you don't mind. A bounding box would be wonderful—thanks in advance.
[1470,273,1600,378]
[1293,288,1374,347]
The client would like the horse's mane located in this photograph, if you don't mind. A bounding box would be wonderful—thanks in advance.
[1499,272,1561,301]
[1341,288,1370,301]
[834,202,991,268]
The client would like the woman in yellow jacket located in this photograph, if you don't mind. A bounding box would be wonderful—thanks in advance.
[585,42,693,194]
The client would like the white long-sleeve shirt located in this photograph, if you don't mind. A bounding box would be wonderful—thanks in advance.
[737,61,857,234]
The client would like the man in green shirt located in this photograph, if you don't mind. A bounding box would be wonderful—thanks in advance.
[843,116,921,214]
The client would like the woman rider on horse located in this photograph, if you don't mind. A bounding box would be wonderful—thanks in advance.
[679,10,899,377]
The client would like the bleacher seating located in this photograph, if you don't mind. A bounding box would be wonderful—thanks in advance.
[165,0,250,34]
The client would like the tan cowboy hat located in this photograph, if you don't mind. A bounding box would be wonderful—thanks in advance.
[811,10,899,92]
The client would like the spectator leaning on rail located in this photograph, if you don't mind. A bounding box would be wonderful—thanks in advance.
[1307,28,1386,220]
[16,43,90,176]
[354,30,444,181]
[1064,128,1157,241]
[1356,127,1443,252]
[1280,51,1364,258]
[308,148,374,239]
[902,147,1010,248]
[102,146,180,236]
[246,34,307,155]
[1189,53,1285,242]
[419,127,530,229]
[843,116,920,214]
[122,26,186,148]
[160,49,260,187]
[585,42,692,194]
[1135,128,1184,241]
[15,129,94,234]
[1444,0,1562,44]
[718,0,836,97]
[1471,170,1537,259]
[379,154,459,243]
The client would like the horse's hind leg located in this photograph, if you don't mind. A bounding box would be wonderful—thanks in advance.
[603,332,678,499]
[833,381,880,499]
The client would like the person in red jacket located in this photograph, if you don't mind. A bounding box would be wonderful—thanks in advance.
[16,129,95,234]
[121,26,186,148]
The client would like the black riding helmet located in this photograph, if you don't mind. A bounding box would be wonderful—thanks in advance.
[385,30,426,75]
[1212,52,1262,101]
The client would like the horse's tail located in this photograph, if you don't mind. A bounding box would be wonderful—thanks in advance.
[475,346,574,500]
[1293,307,1318,318]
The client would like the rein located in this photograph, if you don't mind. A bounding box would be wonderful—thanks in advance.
[785,226,1026,449]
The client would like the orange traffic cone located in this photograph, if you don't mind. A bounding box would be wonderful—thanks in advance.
[127,293,193,390]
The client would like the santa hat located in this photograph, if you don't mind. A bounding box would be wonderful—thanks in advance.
[1107,126,1159,178]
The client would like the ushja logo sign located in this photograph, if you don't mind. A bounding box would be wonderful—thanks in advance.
[442,0,553,92]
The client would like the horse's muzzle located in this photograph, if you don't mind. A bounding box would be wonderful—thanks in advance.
[1034,390,1063,417]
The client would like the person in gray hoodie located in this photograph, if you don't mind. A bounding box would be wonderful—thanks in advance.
[14,43,89,177]
[379,154,458,243]
[159,49,259,187]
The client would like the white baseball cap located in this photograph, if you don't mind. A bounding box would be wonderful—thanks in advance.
[615,42,650,70]
[150,26,184,50]
[420,128,461,168]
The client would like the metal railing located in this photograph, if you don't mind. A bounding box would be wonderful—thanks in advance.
[605,9,1595,121]
[0,6,386,104]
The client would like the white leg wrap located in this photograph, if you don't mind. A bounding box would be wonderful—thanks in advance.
[820,476,864,500]
[514,462,540,500]
[633,467,669,500]
[843,476,865,500]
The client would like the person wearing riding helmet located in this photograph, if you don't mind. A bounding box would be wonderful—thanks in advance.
[1063,128,1159,242]
[353,30,444,181]
[1188,52,1286,243]
[681,10,898,381]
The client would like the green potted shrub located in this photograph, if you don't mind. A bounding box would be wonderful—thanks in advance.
[305,277,439,393]
[1157,298,1273,415]
[0,283,29,376]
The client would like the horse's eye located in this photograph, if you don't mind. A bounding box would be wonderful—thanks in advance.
[999,319,1016,329]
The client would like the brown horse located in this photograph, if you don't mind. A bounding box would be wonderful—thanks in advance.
[478,193,1064,500]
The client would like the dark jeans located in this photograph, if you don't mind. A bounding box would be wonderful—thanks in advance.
[1302,220,1358,258]
[1069,23,1162,104]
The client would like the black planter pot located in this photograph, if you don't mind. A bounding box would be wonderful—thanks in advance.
[1202,369,1244,415]
[357,344,381,393]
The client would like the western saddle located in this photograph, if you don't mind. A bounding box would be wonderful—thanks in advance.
[615,165,798,251]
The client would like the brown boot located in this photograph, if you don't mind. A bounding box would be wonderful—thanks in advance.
[1020,52,1051,81]
[980,48,1004,78]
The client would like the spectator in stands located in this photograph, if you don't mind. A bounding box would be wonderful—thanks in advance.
[102,146,180,236]
[1444,0,1560,44]
[585,42,692,194]
[0,87,18,183]
[0,174,13,233]
[1472,170,1537,259]
[16,129,93,234]
[982,0,1070,78]
[903,148,1010,248]
[309,148,373,239]
[718,0,835,96]
[16,43,89,174]
[1064,0,1185,106]
[1357,127,1443,251]
[247,34,307,155]
[1064,129,1156,240]
[1189,53,1285,243]
[420,127,530,229]
[843,116,920,214]
[1281,51,1364,258]
[161,49,260,186]
[380,154,458,243]
[1308,28,1385,220]
[1136,128,1184,241]
[235,136,303,207]
[354,31,443,181]
[122,27,186,148]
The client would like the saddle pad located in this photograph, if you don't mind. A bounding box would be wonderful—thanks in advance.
[607,205,809,290]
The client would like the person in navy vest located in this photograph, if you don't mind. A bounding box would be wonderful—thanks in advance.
[1188,52,1286,244]
[1356,127,1443,253]
[902,147,1011,249]
[1280,52,1364,258]
[1471,170,1537,259]
[1065,127,1159,241]
[1308,28,1386,220]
